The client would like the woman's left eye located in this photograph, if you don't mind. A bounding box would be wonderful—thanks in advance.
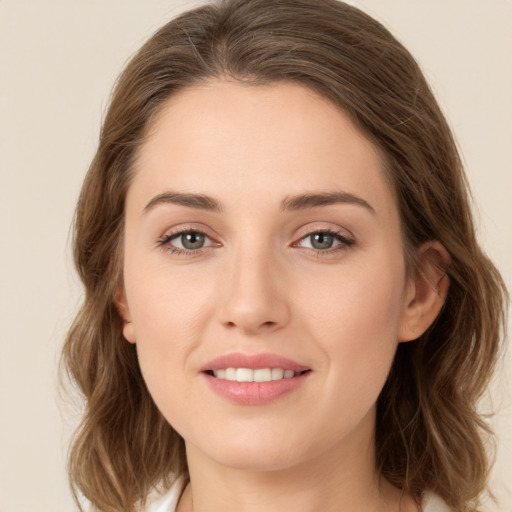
[296,230,354,252]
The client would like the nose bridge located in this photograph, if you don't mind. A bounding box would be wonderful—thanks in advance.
[218,238,289,334]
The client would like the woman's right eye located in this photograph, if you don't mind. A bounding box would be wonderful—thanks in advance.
[158,230,215,253]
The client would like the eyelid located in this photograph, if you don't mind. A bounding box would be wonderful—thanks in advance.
[293,222,354,242]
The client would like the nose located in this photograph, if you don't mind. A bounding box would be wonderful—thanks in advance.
[216,247,290,336]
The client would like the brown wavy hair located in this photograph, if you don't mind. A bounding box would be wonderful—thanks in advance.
[61,0,508,511]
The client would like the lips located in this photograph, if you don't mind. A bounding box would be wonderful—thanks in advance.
[200,352,310,373]
[200,352,312,405]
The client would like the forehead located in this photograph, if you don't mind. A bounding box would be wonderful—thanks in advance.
[130,80,395,218]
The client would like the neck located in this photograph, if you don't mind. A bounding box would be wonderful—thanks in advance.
[176,409,414,512]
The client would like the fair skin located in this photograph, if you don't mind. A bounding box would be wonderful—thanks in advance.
[116,80,449,512]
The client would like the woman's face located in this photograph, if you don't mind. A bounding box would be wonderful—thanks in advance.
[119,80,414,471]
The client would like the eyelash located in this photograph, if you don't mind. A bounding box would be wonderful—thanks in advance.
[157,228,355,257]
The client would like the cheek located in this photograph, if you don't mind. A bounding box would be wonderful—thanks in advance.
[128,280,211,358]
[123,265,214,401]
[125,249,215,339]
[300,254,406,390]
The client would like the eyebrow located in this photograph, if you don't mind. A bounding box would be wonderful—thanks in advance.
[143,190,375,215]
[280,191,375,214]
[144,192,222,213]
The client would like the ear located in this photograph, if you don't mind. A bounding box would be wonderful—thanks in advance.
[398,241,451,342]
[114,285,136,344]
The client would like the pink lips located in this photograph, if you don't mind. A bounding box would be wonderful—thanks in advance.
[200,352,312,406]
[200,352,310,372]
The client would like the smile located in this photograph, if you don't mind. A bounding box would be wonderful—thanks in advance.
[208,368,308,382]
[200,352,312,405]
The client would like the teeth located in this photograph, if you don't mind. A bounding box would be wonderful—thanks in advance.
[271,368,284,380]
[212,367,299,382]
[215,369,226,379]
[254,368,272,382]
[225,368,237,380]
[236,368,253,382]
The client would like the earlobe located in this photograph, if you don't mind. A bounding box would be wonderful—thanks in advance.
[114,285,136,344]
[398,241,451,342]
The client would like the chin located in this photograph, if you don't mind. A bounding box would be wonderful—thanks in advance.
[212,450,302,473]
[189,431,308,472]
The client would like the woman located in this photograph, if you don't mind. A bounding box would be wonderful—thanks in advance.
[62,1,508,511]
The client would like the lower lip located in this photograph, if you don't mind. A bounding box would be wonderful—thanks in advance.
[202,372,311,406]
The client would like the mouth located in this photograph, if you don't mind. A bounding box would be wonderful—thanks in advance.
[204,368,311,382]
[200,353,312,405]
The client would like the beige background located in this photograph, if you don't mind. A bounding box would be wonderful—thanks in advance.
[0,1,510,510]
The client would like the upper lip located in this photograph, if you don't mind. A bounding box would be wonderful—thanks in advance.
[200,352,310,372]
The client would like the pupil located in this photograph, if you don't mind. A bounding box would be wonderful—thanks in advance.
[311,233,333,250]
[182,232,205,249]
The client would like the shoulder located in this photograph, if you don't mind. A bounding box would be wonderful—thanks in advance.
[422,491,453,512]
[147,476,186,512]
[77,476,185,512]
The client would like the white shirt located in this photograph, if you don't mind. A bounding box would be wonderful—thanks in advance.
[147,477,453,512]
